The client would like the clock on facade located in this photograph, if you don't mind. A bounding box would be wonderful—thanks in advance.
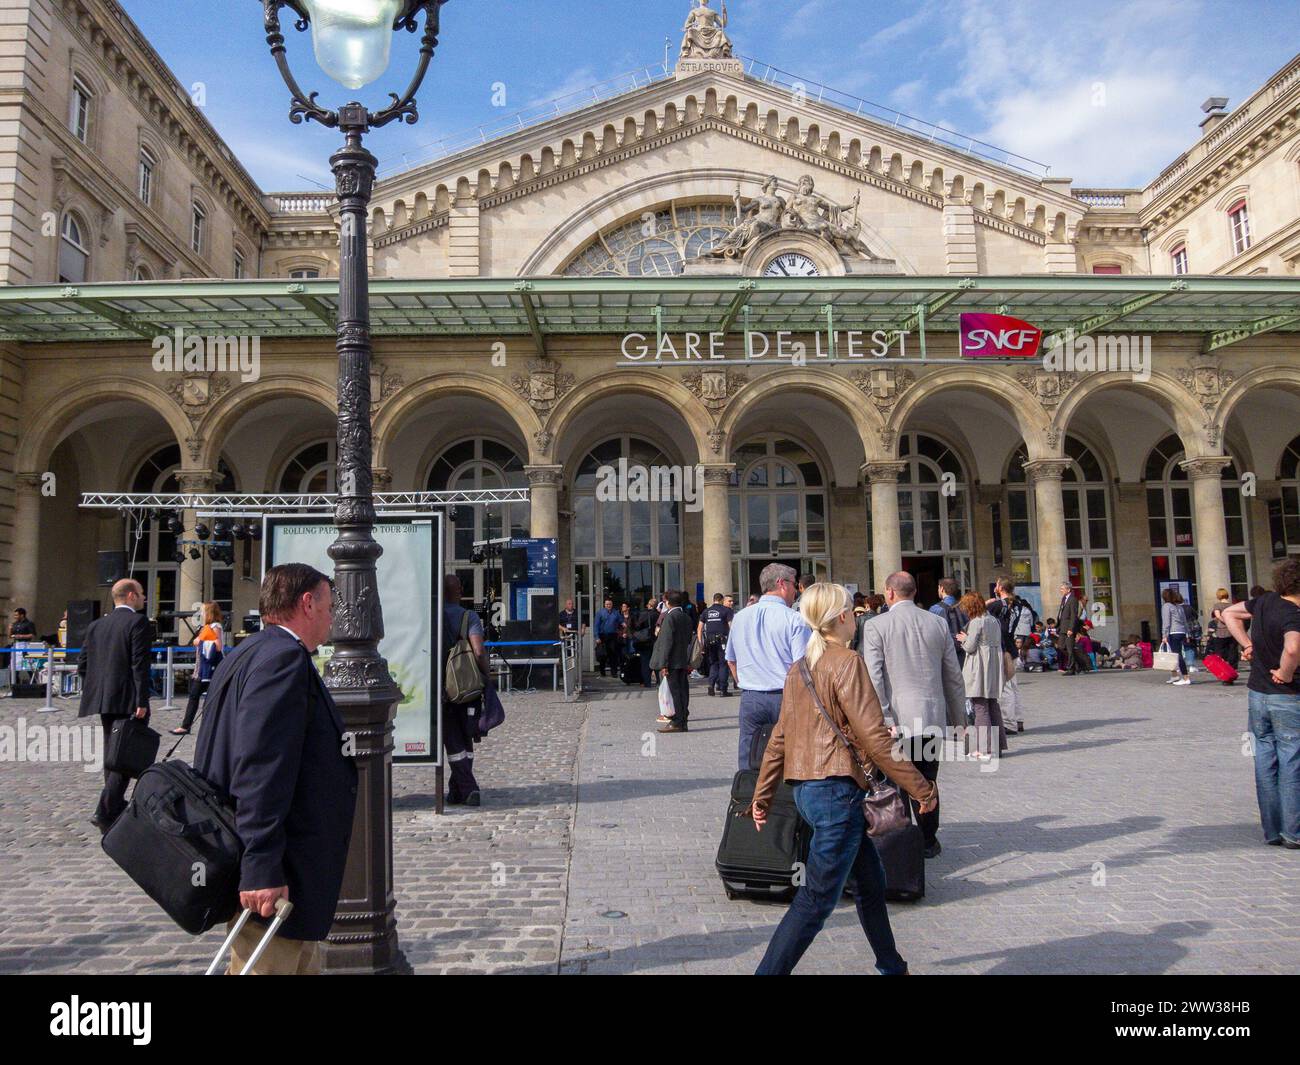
[763,252,819,277]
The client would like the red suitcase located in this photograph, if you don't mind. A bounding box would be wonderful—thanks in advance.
[1203,653,1238,684]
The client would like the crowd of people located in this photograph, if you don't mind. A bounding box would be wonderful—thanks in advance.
[60,545,1300,975]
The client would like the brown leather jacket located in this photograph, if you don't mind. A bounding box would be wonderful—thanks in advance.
[753,642,937,812]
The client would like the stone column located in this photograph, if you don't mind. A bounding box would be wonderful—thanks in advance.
[700,464,734,598]
[1025,459,1071,591]
[9,473,42,617]
[525,465,564,540]
[863,461,907,593]
[1113,483,1155,636]
[1181,456,1234,607]
[176,471,214,615]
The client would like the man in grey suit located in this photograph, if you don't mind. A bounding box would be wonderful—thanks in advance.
[859,570,966,858]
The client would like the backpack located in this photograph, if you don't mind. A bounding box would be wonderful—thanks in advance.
[941,602,965,654]
[1182,603,1203,642]
[445,610,486,705]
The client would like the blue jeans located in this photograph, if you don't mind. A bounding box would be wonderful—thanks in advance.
[1248,690,1300,845]
[755,777,908,976]
[738,690,783,770]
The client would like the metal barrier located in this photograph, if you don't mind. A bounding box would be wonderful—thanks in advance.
[3,643,202,712]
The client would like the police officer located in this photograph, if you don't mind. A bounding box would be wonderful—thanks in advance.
[698,592,734,697]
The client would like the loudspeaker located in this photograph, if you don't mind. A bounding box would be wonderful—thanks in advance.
[501,547,528,583]
[97,551,127,586]
[530,594,557,633]
[66,599,101,649]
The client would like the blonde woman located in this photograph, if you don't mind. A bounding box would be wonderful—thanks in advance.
[172,602,224,735]
[751,582,937,976]
[956,592,1006,760]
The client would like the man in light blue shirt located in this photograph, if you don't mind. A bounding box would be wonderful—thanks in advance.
[726,562,811,769]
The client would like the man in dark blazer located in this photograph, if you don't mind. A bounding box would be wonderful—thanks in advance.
[194,563,357,975]
[1056,581,1081,676]
[651,589,695,734]
[78,578,152,833]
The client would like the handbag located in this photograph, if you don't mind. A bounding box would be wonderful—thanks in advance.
[688,635,704,672]
[445,610,486,705]
[104,715,161,778]
[796,659,911,838]
[477,683,505,739]
[1152,639,1181,671]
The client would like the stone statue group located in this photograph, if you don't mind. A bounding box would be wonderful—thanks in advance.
[709,174,880,260]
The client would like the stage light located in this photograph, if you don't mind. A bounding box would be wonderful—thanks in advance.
[188,547,202,561]
[172,550,186,565]
[248,523,262,541]
[231,521,246,540]
[166,512,183,535]
[213,519,230,541]
[148,508,160,523]
[195,522,210,540]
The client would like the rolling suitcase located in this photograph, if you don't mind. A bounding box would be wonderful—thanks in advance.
[1203,653,1239,684]
[206,899,295,975]
[716,769,810,901]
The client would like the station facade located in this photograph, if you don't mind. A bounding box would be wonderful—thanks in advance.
[2,1,1299,654]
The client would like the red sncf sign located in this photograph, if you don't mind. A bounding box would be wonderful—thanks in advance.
[958,312,1043,359]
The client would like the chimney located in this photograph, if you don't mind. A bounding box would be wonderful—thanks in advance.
[1200,96,1230,137]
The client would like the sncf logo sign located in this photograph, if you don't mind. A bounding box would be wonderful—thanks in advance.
[959,313,1043,359]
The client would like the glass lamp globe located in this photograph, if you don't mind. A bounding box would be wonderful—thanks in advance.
[299,0,406,90]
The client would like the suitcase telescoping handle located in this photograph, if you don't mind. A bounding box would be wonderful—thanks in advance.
[205,897,294,975]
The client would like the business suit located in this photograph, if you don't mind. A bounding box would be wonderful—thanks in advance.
[77,605,153,826]
[650,606,694,726]
[1056,592,1081,675]
[194,625,357,944]
[860,598,966,849]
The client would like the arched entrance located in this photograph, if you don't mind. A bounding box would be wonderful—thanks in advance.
[1144,434,1252,608]
[870,431,974,604]
[729,435,829,600]
[1006,435,1116,626]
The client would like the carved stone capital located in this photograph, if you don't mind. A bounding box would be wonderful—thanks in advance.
[700,464,735,487]
[862,461,908,484]
[533,429,555,456]
[175,469,215,495]
[1023,458,1072,484]
[1179,455,1234,480]
[15,472,44,492]
[371,467,393,492]
[370,362,404,412]
[525,465,564,489]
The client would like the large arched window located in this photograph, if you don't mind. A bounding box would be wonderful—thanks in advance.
[1007,436,1115,625]
[729,436,827,598]
[129,446,236,635]
[58,211,90,284]
[1144,434,1250,607]
[867,432,973,601]
[571,435,684,613]
[562,202,736,278]
[427,438,529,606]
[1275,434,1300,559]
[278,440,335,494]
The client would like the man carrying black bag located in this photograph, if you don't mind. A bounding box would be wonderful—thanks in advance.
[194,564,357,975]
[78,578,152,834]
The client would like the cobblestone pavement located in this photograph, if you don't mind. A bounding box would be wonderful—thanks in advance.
[1,666,1296,974]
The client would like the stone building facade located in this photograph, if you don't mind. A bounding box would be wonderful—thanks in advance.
[1,0,1299,655]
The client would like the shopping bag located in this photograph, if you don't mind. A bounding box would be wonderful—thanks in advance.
[657,676,675,718]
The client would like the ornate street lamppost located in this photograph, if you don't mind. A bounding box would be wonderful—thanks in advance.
[260,0,449,974]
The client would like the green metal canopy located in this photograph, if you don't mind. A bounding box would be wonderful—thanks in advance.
[1,276,1297,353]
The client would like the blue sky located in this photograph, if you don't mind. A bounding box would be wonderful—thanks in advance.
[121,0,1300,192]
